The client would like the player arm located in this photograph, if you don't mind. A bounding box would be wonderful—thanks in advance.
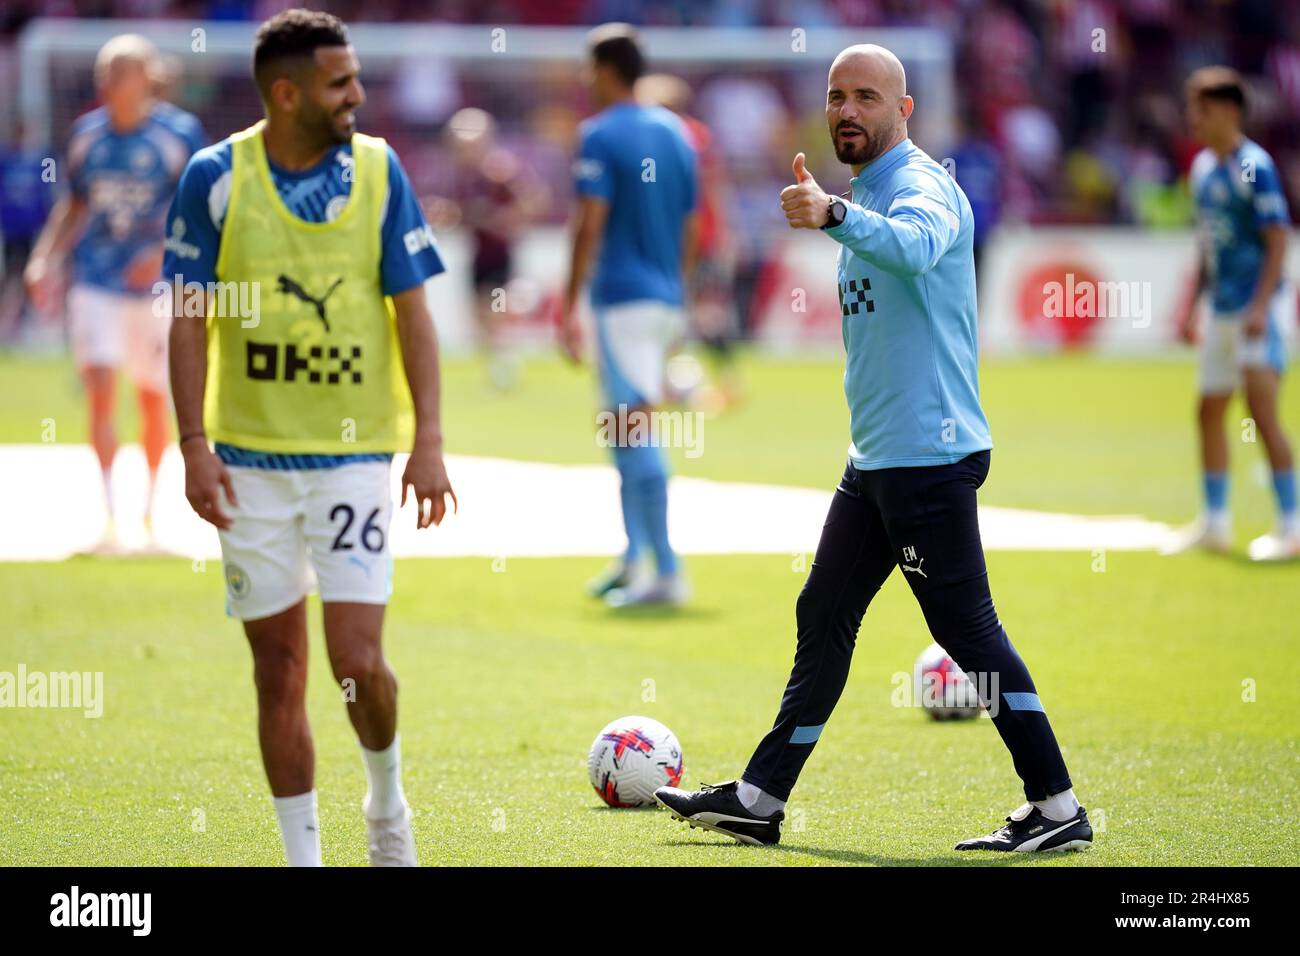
[169,283,208,445]
[682,210,699,279]
[392,286,456,528]
[164,150,237,527]
[393,287,444,450]
[28,192,87,265]
[825,189,960,277]
[1177,247,1208,344]
[559,195,608,362]
[163,155,222,439]
[562,195,608,316]
[1245,225,1287,318]
[168,283,238,529]
[23,193,88,304]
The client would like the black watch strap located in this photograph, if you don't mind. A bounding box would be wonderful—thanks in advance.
[821,197,846,230]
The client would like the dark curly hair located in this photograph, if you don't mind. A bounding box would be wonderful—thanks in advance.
[253,8,350,101]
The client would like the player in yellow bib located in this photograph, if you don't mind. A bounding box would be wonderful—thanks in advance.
[164,10,455,866]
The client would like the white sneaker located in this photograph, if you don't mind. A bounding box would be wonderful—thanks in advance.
[605,573,690,609]
[586,560,644,599]
[1247,531,1300,562]
[82,519,129,557]
[1160,518,1232,555]
[366,805,418,866]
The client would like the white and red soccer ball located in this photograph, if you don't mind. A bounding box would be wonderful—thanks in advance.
[913,643,983,720]
[588,716,684,807]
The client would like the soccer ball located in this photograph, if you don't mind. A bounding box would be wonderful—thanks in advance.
[913,643,982,721]
[587,716,684,807]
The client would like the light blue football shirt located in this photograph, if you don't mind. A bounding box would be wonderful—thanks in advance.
[1189,138,1290,314]
[68,102,206,294]
[822,137,992,470]
[573,102,697,308]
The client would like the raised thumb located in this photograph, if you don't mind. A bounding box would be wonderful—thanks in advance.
[793,152,811,183]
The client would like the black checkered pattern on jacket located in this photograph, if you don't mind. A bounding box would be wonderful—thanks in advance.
[840,277,874,316]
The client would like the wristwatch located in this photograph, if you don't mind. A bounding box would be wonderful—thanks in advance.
[822,196,847,230]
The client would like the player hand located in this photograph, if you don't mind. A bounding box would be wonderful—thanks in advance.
[1176,307,1199,345]
[23,256,55,313]
[124,247,164,293]
[401,438,457,529]
[182,440,238,530]
[558,303,583,365]
[781,153,831,230]
[1242,301,1267,339]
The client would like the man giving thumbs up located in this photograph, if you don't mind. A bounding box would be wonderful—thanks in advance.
[654,44,1092,856]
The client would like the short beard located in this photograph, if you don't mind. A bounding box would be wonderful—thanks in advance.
[329,111,355,144]
[832,123,891,166]
[298,104,352,149]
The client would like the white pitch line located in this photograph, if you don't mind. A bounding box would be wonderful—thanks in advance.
[0,444,1174,561]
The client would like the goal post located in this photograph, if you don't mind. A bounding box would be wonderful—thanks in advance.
[18,20,955,151]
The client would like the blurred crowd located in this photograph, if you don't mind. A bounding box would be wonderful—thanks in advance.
[2,0,1298,340]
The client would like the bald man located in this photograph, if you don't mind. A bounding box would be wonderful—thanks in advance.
[655,46,1092,853]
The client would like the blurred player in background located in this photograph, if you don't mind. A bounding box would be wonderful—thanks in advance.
[561,24,698,609]
[1168,67,1297,560]
[636,72,741,412]
[24,35,205,551]
[165,9,455,866]
[0,122,55,339]
[655,45,1091,853]
[437,106,541,390]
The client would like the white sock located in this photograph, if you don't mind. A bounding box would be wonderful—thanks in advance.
[145,471,159,528]
[1205,509,1230,533]
[736,780,786,817]
[361,734,407,820]
[101,465,114,518]
[272,790,322,867]
[1032,788,1081,823]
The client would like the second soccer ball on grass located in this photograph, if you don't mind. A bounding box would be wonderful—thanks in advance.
[588,716,684,807]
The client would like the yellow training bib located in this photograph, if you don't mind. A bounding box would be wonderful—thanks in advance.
[204,121,414,453]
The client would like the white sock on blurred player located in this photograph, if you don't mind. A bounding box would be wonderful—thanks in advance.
[1032,787,1081,822]
[273,790,321,866]
[101,465,114,517]
[361,734,407,820]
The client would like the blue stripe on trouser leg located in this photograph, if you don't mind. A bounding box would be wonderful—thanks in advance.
[1002,692,1045,713]
[790,723,825,744]
[745,454,1075,805]
[742,463,896,802]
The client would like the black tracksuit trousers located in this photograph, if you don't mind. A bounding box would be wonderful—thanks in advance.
[743,451,1073,803]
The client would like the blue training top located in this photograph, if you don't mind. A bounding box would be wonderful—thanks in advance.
[573,102,697,308]
[1189,137,1291,314]
[823,137,993,470]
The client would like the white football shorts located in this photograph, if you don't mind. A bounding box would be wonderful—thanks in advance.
[217,459,394,621]
[66,284,171,393]
[593,299,685,408]
[1199,284,1294,395]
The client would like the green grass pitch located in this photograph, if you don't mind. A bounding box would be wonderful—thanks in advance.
[0,350,1296,865]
